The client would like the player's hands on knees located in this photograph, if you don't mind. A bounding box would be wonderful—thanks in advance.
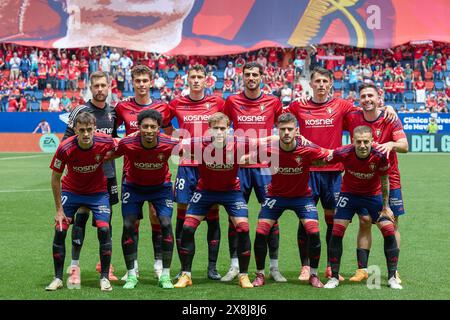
[55,209,69,232]
[377,207,395,223]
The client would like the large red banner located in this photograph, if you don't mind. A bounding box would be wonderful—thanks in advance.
[1,0,449,55]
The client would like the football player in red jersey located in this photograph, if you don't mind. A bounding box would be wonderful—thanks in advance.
[168,64,225,280]
[288,67,398,282]
[115,65,173,281]
[222,62,286,283]
[323,126,402,290]
[174,112,254,289]
[344,83,408,283]
[108,109,179,290]
[249,113,330,288]
[46,112,116,292]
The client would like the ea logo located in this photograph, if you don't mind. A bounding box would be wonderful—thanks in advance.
[39,134,60,153]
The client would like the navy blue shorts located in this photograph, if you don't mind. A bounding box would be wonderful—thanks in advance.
[357,188,405,217]
[174,166,200,204]
[259,196,319,221]
[61,191,110,224]
[389,188,405,217]
[187,190,248,218]
[309,171,342,210]
[238,167,271,203]
[335,192,384,223]
[121,181,174,219]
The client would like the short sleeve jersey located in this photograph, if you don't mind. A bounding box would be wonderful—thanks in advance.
[50,133,116,194]
[326,145,390,195]
[115,97,172,135]
[115,133,179,186]
[344,110,406,189]
[168,95,225,166]
[264,139,329,197]
[287,98,358,172]
[189,136,249,192]
[224,92,283,168]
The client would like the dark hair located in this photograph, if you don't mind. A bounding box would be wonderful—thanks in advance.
[131,65,152,80]
[243,62,264,76]
[358,82,378,94]
[277,113,297,126]
[89,71,109,84]
[137,109,162,126]
[188,64,206,76]
[310,66,333,81]
[74,112,96,126]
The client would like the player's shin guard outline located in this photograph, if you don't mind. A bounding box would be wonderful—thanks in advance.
[206,208,220,267]
[121,216,139,271]
[304,221,321,269]
[254,221,271,271]
[179,217,201,272]
[329,224,346,279]
[381,224,399,279]
[53,223,69,279]
[236,222,251,274]
[159,216,174,269]
[267,222,280,260]
[97,223,112,279]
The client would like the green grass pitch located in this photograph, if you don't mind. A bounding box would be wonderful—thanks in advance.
[0,152,449,300]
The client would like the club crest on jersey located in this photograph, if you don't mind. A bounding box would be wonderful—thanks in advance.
[108,113,113,121]
[295,156,302,164]
[95,154,102,162]
[157,153,165,161]
[326,107,333,115]
[369,162,376,171]
[259,103,266,112]
[240,105,246,110]
[375,129,382,137]
[205,103,211,110]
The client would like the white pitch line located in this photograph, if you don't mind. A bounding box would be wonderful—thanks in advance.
[0,155,48,161]
[0,189,51,193]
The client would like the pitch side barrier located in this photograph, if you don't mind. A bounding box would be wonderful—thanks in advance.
[1,112,449,152]
[342,133,450,153]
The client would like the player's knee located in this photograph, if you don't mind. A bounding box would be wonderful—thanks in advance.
[177,207,187,220]
[183,216,201,234]
[54,220,70,233]
[158,216,172,231]
[359,214,372,228]
[206,208,220,221]
[304,220,320,234]
[380,223,396,238]
[236,221,250,234]
[256,221,271,236]
[332,223,347,238]
[324,214,334,225]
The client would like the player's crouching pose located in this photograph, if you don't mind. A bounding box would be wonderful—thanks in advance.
[174,112,254,289]
[108,109,178,289]
[323,126,402,290]
[46,112,116,292]
[247,113,331,288]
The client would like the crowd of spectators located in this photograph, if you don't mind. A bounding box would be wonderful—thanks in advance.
[0,41,449,113]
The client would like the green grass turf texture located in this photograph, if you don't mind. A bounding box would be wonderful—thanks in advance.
[0,152,449,300]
